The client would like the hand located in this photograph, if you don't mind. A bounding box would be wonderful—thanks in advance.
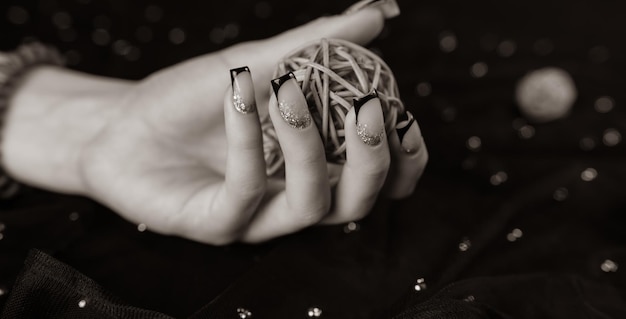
[3,6,427,244]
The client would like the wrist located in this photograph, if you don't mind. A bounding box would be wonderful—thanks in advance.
[1,66,133,195]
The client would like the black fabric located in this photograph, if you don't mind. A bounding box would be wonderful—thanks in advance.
[1,0,626,318]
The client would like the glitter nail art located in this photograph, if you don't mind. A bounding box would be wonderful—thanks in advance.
[354,90,384,146]
[230,66,256,114]
[272,72,312,129]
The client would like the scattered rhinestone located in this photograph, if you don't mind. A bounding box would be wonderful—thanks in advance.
[343,222,360,234]
[237,308,253,318]
[507,228,523,242]
[518,125,535,139]
[579,137,596,151]
[594,96,614,113]
[470,62,488,78]
[414,278,427,292]
[603,129,621,147]
[466,136,481,151]
[497,39,516,57]
[581,168,598,182]
[463,295,475,302]
[459,238,471,252]
[416,82,432,97]
[439,31,457,53]
[307,307,323,318]
[553,187,569,202]
[490,171,508,186]
[601,259,618,273]
[69,212,80,221]
[137,223,147,232]
[78,299,87,308]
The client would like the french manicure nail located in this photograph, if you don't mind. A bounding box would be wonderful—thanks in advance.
[230,66,256,114]
[396,111,421,154]
[271,72,312,129]
[343,0,401,19]
[354,90,384,146]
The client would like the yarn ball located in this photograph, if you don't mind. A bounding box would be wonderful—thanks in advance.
[515,67,577,123]
[263,38,405,175]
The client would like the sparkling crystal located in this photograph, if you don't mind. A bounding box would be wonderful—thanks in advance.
[581,168,597,182]
[594,96,614,113]
[518,125,535,139]
[237,308,253,318]
[416,82,432,97]
[69,212,80,221]
[307,307,323,318]
[601,259,618,273]
[490,171,508,186]
[466,136,481,151]
[137,223,147,232]
[439,31,457,53]
[553,187,569,201]
[459,238,471,252]
[470,62,488,78]
[78,299,87,308]
[343,222,360,234]
[414,278,427,292]
[603,129,621,147]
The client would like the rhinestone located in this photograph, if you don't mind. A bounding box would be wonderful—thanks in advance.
[470,62,488,78]
[579,138,596,151]
[553,187,569,201]
[466,136,481,151]
[439,31,457,53]
[69,212,80,221]
[0,287,6,297]
[169,28,186,45]
[490,171,508,186]
[506,233,517,242]
[464,295,475,302]
[137,223,147,232]
[459,238,471,252]
[414,278,427,291]
[441,107,456,122]
[7,6,30,25]
[581,168,597,182]
[0,233,4,241]
[237,308,253,318]
[343,222,360,234]
[52,11,72,29]
[78,299,87,308]
[512,228,523,238]
[416,82,432,97]
[603,129,621,147]
[518,125,535,139]
[497,39,516,57]
[601,259,618,273]
[307,307,323,318]
[594,96,614,113]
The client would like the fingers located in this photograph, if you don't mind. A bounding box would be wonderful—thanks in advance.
[197,66,267,242]
[218,2,391,83]
[242,72,331,242]
[385,111,428,199]
[322,91,391,224]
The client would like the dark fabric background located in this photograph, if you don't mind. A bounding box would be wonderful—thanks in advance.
[1,0,626,318]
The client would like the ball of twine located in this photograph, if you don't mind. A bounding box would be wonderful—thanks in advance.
[263,38,404,175]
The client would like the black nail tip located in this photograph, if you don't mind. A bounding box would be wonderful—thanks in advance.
[353,89,379,116]
[230,66,250,85]
[396,111,415,143]
[271,72,295,96]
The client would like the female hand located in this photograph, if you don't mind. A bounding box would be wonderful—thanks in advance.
[2,3,427,244]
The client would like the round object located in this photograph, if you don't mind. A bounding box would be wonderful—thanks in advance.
[515,67,577,123]
[263,38,404,175]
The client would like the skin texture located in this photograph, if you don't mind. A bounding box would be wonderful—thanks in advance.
[2,6,427,244]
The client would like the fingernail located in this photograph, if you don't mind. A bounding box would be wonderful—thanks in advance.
[343,0,401,19]
[230,66,256,114]
[396,111,421,154]
[271,72,312,129]
[354,90,384,146]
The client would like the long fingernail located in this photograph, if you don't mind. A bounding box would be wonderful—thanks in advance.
[230,66,256,114]
[354,90,384,146]
[343,0,401,19]
[396,111,421,154]
[271,72,312,129]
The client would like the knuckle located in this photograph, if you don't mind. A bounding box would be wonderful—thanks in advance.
[294,201,330,227]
